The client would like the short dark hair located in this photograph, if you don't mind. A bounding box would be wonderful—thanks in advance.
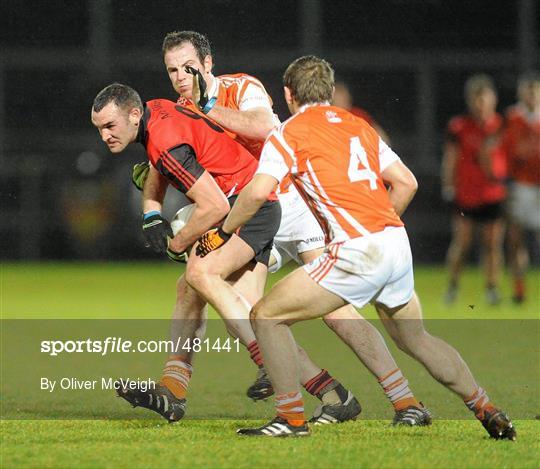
[283,56,335,105]
[92,83,143,113]
[162,30,212,63]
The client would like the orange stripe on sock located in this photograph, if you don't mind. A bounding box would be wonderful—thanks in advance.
[378,368,399,383]
[393,397,420,411]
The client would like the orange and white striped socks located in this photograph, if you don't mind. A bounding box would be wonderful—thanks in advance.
[159,356,193,399]
[379,368,421,411]
[464,387,495,419]
[275,391,305,426]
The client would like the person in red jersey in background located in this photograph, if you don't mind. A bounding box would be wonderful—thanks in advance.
[441,74,507,305]
[502,72,540,303]
[333,80,391,144]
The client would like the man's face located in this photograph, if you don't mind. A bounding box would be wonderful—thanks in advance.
[164,42,212,100]
[519,81,540,111]
[91,102,139,154]
[467,88,497,119]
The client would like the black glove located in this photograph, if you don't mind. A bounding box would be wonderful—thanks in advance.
[132,161,150,191]
[185,65,217,114]
[142,211,173,253]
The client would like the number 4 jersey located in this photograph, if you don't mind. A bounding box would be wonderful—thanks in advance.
[256,104,403,243]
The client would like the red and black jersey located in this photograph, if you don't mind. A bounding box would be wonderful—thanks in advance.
[137,99,260,197]
[502,104,540,185]
[446,114,506,208]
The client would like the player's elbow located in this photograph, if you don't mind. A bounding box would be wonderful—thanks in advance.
[253,121,274,140]
[251,185,271,205]
[210,198,230,223]
[399,168,418,197]
[250,113,274,140]
[197,197,229,226]
[406,173,418,195]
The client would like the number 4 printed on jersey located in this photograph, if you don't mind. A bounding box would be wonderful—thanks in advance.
[348,136,378,190]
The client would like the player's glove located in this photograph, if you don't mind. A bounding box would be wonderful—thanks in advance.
[195,228,232,257]
[166,247,188,263]
[132,161,150,191]
[185,65,217,114]
[142,211,173,253]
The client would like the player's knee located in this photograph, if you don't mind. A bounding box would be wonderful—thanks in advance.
[185,263,211,292]
[323,308,356,329]
[250,301,266,322]
[250,300,278,323]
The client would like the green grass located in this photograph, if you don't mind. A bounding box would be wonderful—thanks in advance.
[1,262,538,319]
[2,420,538,468]
[1,263,539,468]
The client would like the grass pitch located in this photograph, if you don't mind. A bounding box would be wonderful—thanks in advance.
[1,263,539,468]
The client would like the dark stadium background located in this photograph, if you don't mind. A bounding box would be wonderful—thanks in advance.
[1,0,538,262]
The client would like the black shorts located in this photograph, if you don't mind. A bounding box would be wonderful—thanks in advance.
[228,195,281,266]
[454,202,504,223]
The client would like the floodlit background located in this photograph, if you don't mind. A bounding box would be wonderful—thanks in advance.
[1,0,538,262]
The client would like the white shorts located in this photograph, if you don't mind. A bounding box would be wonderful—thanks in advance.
[303,226,414,309]
[506,182,540,230]
[269,188,325,273]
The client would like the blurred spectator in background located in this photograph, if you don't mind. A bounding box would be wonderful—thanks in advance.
[61,151,116,258]
[333,81,391,144]
[501,72,540,304]
[441,74,507,305]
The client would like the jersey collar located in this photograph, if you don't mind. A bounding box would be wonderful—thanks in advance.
[298,101,331,113]
[136,104,150,147]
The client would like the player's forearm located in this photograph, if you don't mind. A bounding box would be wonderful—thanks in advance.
[143,167,167,213]
[173,205,229,253]
[441,143,457,189]
[388,183,417,216]
[222,184,267,234]
[206,106,274,141]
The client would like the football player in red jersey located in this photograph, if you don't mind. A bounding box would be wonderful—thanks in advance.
[92,83,282,422]
[441,75,507,305]
[502,72,540,303]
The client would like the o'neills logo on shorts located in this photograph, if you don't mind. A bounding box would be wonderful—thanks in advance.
[304,236,324,244]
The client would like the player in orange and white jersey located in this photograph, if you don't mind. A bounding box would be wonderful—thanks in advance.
[197,56,515,440]
[158,32,428,425]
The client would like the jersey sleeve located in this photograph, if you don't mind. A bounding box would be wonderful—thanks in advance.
[255,131,295,182]
[378,137,401,172]
[158,144,205,193]
[238,81,273,112]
